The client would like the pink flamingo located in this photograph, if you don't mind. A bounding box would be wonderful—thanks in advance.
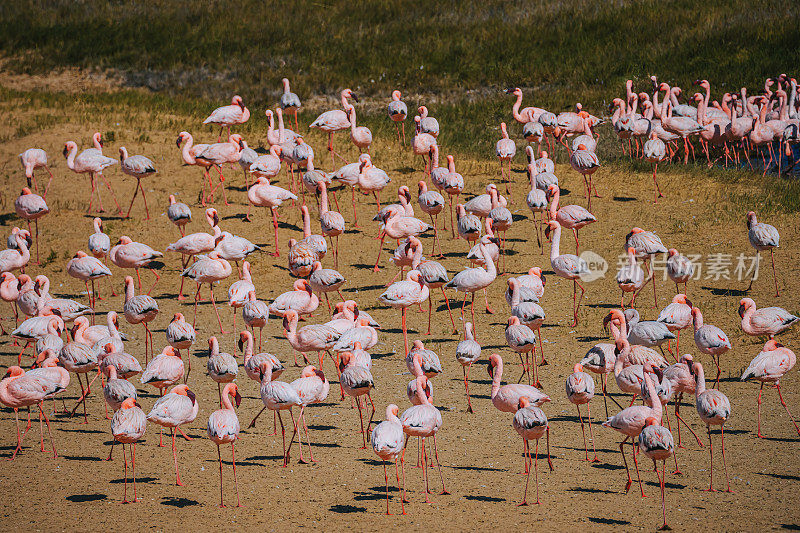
[372,404,406,514]
[508,277,546,365]
[441,154,465,237]
[464,183,506,219]
[409,240,457,335]
[746,211,781,296]
[547,184,596,254]
[309,262,346,314]
[332,154,369,227]
[241,291,268,349]
[246,177,297,255]
[269,279,319,318]
[579,343,617,417]
[167,195,192,236]
[63,134,122,214]
[317,181,345,268]
[249,144,283,187]
[566,363,599,462]
[176,131,216,206]
[33,275,91,323]
[14,188,48,264]
[339,351,376,448]
[417,106,439,137]
[310,88,358,165]
[357,154,391,214]
[661,354,703,451]
[286,365,327,463]
[445,242,497,338]
[254,360,302,467]
[488,187,513,273]
[506,316,538,385]
[517,266,546,298]
[602,366,662,496]
[455,322,481,412]
[207,382,243,507]
[371,204,429,272]
[387,90,408,145]
[638,418,675,530]
[741,339,799,438]
[66,251,112,309]
[110,397,146,503]
[643,132,667,201]
[691,307,731,387]
[147,384,198,486]
[417,181,445,257]
[616,246,646,309]
[691,362,733,492]
[59,337,98,423]
[0,272,19,334]
[110,236,163,294]
[203,95,250,140]
[739,297,798,338]
[181,251,232,333]
[280,78,302,130]
[0,366,59,459]
[379,270,429,355]
[657,294,694,354]
[625,227,667,307]
[412,117,437,174]
[569,143,601,209]
[545,220,588,326]
[401,375,448,500]
[195,134,244,206]
[118,147,156,219]
[166,208,222,300]
[207,336,238,401]
[513,397,550,506]
[496,122,517,200]
[19,148,53,197]
[507,87,547,123]
[666,249,694,295]
[487,353,551,412]
[87,218,113,298]
[123,276,159,363]
[658,83,706,164]
[141,347,185,443]
[228,261,256,330]
[345,104,372,153]
[282,309,340,368]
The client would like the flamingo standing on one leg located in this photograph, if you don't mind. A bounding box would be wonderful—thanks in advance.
[666,249,695,295]
[167,195,192,236]
[495,122,517,201]
[110,397,146,503]
[66,251,112,310]
[207,382,242,508]
[310,88,358,166]
[19,148,53,197]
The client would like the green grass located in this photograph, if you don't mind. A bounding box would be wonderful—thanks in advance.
[2,0,798,107]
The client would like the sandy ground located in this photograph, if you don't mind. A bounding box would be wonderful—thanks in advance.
[0,101,798,532]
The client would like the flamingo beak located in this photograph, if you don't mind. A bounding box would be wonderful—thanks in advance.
[738,304,745,318]
[350,93,359,103]
[186,389,196,404]
[176,136,183,147]
[234,391,242,408]
[62,145,69,157]
[505,88,516,94]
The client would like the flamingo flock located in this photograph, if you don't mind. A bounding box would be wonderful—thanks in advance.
[1,75,798,531]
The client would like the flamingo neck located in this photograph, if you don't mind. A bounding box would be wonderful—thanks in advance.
[512,93,523,122]
[694,365,706,397]
[107,366,118,380]
[549,225,561,261]
[490,360,503,400]
[548,188,560,218]
[66,145,77,169]
[319,186,329,214]
[180,136,195,165]
[242,335,253,365]
[644,373,662,421]
[221,387,236,410]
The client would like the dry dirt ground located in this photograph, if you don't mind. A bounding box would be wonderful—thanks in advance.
[0,96,798,532]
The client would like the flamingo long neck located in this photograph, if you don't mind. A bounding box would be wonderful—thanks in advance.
[694,365,707,397]
[210,338,220,356]
[548,187,560,218]
[696,96,707,124]
[107,365,119,381]
[411,241,423,269]
[66,145,77,169]
[302,209,311,237]
[660,87,670,120]
[669,87,680,107]
[414,376,428,405]
[340,91,350,110]
[490,359,503,400]
[644,373,663,421]
[266,112,276,141]
[39,277,51,299]
[446,155,454,173]
[277,110,287,142]
[261,364,274,385]
[430,145,439,169]
[549,224,562,261]
[107,313,120,338]
[124,281,135,302]
[703,83,711,107]
[465,323,475,342]
[243,334,253,365]
[242,263,252,282]
[221,386,235,410]
[652,89,661,118]
[93,134,102,151]
[510,282,521,307]
[693,310,704,331]
[512,93,524,122]
[481,244,496,277]
[319,185,329,215]
[349,107,357,130]
[180,135,195,165]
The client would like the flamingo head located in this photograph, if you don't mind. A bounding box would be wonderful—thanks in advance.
[745,211,757,229]
[232,95,245,110]
[738,297,755,318]
[543,220,559,240]
[391,90,401,100]
[343,89,358,102]
[505,87,522,97]
[94,132,103,148]
[487,353,501,379]
[228,383,242,407]
[172,384,196,404]
[517,396,531,410]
